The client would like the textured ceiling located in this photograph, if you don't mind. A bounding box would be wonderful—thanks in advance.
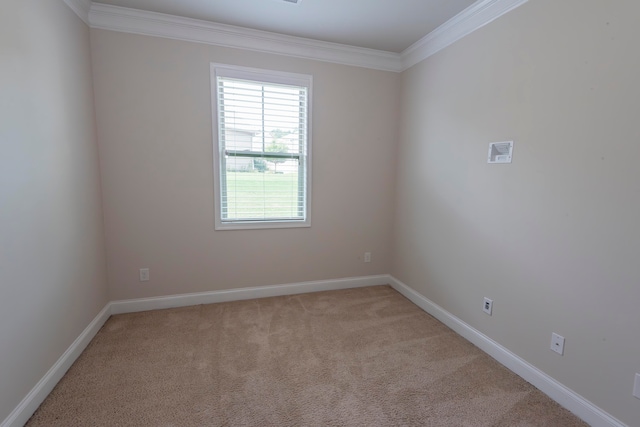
[93,0,477,52]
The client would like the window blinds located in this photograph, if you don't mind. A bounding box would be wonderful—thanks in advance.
[216,75,309,223]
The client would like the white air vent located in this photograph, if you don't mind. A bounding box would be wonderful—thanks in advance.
[488,141,513,164]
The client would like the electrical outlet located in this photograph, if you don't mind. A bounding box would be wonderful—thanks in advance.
[364,252,371,263]
[139,268,150,282]
[633,373,640,399]
[483,297,493,315]
[551,333,565,355]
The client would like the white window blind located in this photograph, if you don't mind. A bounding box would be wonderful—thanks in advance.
[211,64,312,230]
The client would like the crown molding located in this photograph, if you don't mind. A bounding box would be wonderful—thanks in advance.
[84,0,528,73]
[88,3,403,72]
[401,0,529,70]
[62,0,91,25]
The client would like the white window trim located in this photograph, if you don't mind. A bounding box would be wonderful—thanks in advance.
[210,63,313,230]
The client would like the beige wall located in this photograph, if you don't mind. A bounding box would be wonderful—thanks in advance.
[0,0,108,422]
[6,0,638,424]
[392,0,640,424]
[90,29,399,301]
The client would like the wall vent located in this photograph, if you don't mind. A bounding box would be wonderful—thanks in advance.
[488,141,513,164]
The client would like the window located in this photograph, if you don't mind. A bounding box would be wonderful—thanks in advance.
[211,64,312,230]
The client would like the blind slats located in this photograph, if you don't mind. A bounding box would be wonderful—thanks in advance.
[217,74,308,222]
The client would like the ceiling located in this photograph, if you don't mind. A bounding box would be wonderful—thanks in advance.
[93,0,477,53]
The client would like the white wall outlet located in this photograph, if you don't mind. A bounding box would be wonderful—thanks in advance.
[364,252,371,263]
[139,268,150,282]
[633,373,640,399]
[483,297,493,315]
[551,333,565,355]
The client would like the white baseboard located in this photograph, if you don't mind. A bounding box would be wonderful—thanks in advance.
[6,275,623,427]
[1,303,112,427]
[387,275,627,427]
[2,274,389,427]
[111,275,390,314]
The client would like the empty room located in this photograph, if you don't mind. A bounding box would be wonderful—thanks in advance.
[1,0,639,425]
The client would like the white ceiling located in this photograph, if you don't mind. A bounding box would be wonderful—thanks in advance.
[93,0,477,53]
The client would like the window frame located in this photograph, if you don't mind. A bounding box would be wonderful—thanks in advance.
[210,63,312,230]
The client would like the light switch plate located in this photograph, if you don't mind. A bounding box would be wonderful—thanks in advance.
[633,373,640,399]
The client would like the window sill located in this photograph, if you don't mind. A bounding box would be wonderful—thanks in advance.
[215,219,311,231]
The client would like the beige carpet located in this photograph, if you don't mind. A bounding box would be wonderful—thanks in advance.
[27,286,587,426]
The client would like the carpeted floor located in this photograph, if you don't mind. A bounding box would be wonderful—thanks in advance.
[27,285,588,426]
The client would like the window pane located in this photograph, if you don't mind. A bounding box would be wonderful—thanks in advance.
[217,72,308,224]
[223,156,303,220]
[219,79,307,156]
